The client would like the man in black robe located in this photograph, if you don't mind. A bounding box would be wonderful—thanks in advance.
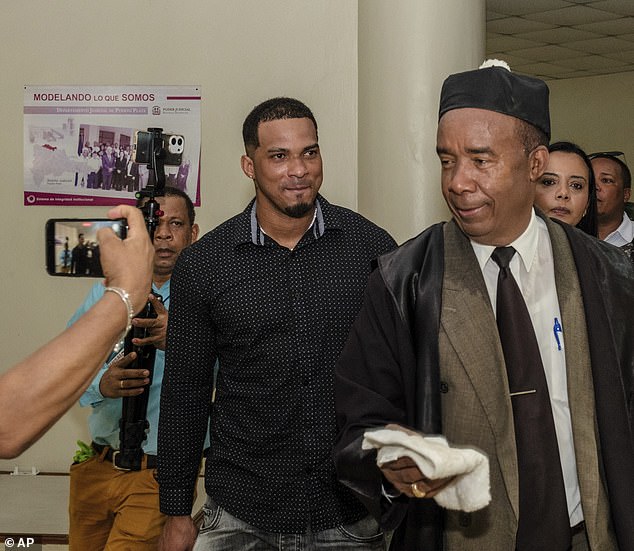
[334,62,634,551]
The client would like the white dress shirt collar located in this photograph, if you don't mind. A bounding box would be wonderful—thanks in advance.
[604,212,634,247]
[470,209,539,273]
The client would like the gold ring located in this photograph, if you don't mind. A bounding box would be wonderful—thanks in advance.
[411,482,427,499]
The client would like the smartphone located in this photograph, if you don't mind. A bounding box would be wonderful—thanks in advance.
[45,218,127,277]
[132,130,184,166]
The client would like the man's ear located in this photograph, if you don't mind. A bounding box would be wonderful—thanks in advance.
[624,187,631,203]
[241,154,254,180]
[529,145,549,182]
[190,223,200,243]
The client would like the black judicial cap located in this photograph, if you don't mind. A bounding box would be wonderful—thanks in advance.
[439,60,551,140]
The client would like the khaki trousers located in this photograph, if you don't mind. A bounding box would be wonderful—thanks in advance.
[68,455,165,551]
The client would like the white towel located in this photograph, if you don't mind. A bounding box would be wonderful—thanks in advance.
[362,428,490,512]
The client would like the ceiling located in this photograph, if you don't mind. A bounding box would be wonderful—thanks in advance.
[486,0,634,80]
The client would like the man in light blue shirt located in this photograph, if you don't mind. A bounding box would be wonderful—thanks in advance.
[68,187,200,551]
[71,280,170,456]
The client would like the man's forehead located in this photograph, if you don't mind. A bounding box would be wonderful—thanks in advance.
[141,195,188,215]
[257,117,317,142]
[592,157,622,176]
[160,195,189,213]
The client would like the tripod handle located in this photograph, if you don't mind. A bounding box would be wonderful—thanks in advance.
[117,293,162,470]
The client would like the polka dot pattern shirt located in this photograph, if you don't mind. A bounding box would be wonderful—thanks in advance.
[158,195,396,532]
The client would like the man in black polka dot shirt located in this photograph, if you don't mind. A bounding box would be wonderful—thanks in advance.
[157,97,397,551]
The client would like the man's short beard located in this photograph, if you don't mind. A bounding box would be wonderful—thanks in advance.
[284,202,313,218]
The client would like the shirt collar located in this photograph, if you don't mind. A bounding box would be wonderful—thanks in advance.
[605,212,634,246]
[152,279,170,294]
[471,208,540,273]
[234,194,338,247]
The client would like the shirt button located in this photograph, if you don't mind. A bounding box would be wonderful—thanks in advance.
[440,381,449,393]
[302,377,310,387]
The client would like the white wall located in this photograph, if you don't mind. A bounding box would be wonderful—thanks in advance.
[358,0,485,244]
[548,71,634,164]
[0,0,359,472]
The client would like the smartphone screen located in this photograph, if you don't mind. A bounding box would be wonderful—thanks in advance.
[45,219,126,277]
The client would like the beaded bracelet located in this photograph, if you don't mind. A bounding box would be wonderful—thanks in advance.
[104,286,134,337]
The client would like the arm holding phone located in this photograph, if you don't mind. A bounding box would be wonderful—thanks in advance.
[0,204,152,459]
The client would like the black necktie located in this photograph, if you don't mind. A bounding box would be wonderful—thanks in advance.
[491,247,570,551]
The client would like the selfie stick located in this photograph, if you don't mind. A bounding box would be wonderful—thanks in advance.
[116,128,167,471]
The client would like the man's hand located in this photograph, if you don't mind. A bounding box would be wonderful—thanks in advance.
[131,295,168,350]
[158,515,198,551]
[380,423,455,499]
[381,456,453,499]
[98,204,153,315]
[98,352,150,398]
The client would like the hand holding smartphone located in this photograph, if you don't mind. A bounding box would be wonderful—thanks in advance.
[45,219,127,277]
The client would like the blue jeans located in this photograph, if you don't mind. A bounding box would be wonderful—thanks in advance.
[193,497,386,551]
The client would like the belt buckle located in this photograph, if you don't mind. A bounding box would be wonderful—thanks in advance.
[111,450,131,471]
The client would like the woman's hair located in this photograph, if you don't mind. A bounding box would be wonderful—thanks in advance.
[547,141,598,237]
